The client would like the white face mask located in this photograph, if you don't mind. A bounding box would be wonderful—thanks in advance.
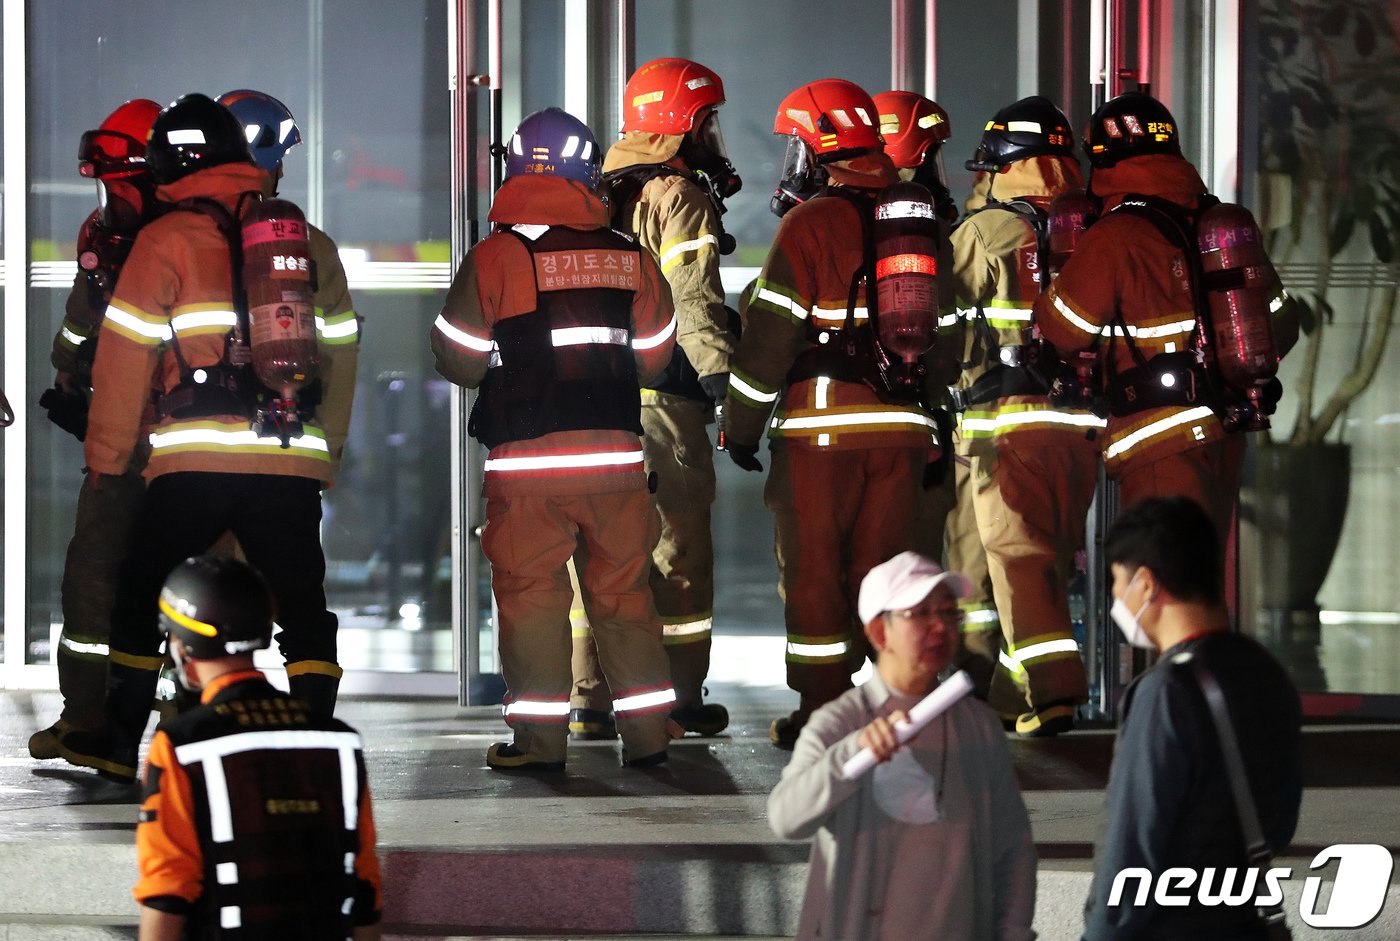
[1110,572,1156,650]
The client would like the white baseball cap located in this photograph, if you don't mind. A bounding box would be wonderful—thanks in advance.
[858,551,972,624]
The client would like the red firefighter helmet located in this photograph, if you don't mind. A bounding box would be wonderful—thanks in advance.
[773,79,883,159]
[873,91,951,169]
[622,58,725,134]
[78,98,162,180]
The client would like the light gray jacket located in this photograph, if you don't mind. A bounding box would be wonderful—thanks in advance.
[768,674,1037,941]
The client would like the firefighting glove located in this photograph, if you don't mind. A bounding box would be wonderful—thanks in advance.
[698,372,730,406]
[726,443,763,473]
[39,386,89,441]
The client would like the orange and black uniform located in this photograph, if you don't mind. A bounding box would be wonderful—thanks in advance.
[724,154,944,710]
[82,161,355,750]
[1035,155,1296,540]
[432,174,679,764]
[136,670,381,937]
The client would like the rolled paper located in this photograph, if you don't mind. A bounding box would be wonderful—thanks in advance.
[840,670,975,780]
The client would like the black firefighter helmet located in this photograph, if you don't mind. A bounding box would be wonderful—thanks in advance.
[146,93,254,185]
[1084,91,1183,168]
[966,95,1076,172]
[158,556,274,660]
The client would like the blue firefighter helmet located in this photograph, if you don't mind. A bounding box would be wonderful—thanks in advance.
[504,107,601,189]
[217,89,303,172]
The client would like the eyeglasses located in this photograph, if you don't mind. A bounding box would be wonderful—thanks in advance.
[888,604,964,626]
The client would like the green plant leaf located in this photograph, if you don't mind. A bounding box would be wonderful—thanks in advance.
[1370,213,1394,263]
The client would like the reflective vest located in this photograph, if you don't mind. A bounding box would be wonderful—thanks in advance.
[153,679,373,938]
[468,226,645,449]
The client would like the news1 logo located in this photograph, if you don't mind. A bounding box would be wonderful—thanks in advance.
[1108,844,1394,928]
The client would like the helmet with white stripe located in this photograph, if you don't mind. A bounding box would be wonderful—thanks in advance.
[965,95,1075,172]
[505,108,601,189]
[147,93,254,184]
[216,89,303,172]
[159,556,274,660]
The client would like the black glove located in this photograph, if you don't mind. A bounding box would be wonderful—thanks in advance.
[698,372,730,406]
[1259,376,1284,415]
[39,386,89,441]
[726,443,763,473]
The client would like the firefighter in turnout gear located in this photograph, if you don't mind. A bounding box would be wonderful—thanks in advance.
[569,57,739,740]
[432,107,680,771]
[876,91,1002,701]
[951,96,1105,736]
[30,99,164,762]
[58,94,356,785]
[135,556,382,940]
[724,79,949,749]
[1035,92,1297,545]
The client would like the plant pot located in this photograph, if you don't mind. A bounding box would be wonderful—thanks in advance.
[1246,441,1351,613]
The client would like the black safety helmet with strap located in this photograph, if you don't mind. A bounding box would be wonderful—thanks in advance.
[1084,91,1182,168]
[966,96,1075,173]
[158,556,274,660]
[146,93,255,185]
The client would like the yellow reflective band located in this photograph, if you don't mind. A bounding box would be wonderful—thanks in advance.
[159,595,219,637]
[1013,638,1081,662]
[613,688,678,714]
[662,618,713,637]
[109,649,167,672]
[1103,405,1216,459]
[632,313,677,351]
[961,608,1001,625]
[938,313,960,328]
[285,659,343,679]
[1052,293,1102,337]
[483,449,644,473]
[433,314,496,353]
[786,640,849,658]
[170,310,238,335]
[980,409,1108,432]
[104,305,173,343]
[504,699,571,717]
[61,325,88,346]
[815,376,831,410]
[1101,317,1197,339]
[811,306,869,323]
[999,649,1025,675]
[775,410,937,431]
[755,287,807,321]
[985,304,1033,320]
[316,314,360,340]
[150,426,331,454]
[658,234,719,269]
[730,373,779,404]
[552,326,628,347]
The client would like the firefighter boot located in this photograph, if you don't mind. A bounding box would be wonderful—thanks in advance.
[568,708,618,741]
[288,665,341,715]
[58,661,156,784]
[28,719,79,760]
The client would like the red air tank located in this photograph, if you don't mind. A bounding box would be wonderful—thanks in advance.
[1197,202,1278,429]
[873,180,940,395]
[1047,188,1096,278]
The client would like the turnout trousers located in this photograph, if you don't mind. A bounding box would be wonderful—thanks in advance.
[766,442,923,708]
[572,396,717,711]
[974,441,1097,714]
[104,472,340,750]
[487,489,674,763]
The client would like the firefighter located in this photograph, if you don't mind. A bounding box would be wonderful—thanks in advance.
[568,57,740,741]
[950,97,1106,736]
[216,89,361,478]
[1035,91,1297,545]
[30,99,164,761]
[723,79,947,749]
[135,556,382,940]
[431,107,680,771]
[874,90,1002,700]
[57,94,355,784]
